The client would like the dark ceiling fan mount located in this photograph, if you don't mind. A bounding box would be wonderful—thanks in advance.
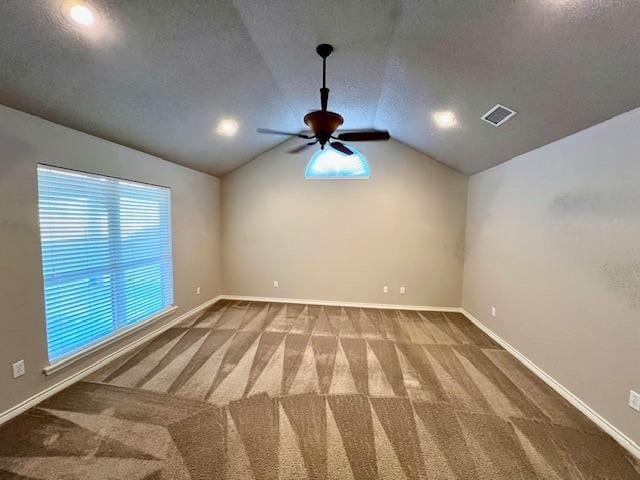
[315,43,334,59]
[257,43,390,155]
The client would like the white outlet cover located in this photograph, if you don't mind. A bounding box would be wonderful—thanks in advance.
[630,390,640,412]
[196,287,201,295]
[12,360,25,378]
[400,287,406,294]
[273,280,279,288]
[491,306,496,317]
[383,286,389,293]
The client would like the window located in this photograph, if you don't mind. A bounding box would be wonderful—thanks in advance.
[37,165,174,362]
[305,146,370,179]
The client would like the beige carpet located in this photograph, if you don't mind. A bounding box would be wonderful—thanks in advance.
[0,300,638,479]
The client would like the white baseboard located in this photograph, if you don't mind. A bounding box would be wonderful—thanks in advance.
[461,308,640,461]
[0,295,222,427]
[220,294,462,312]
[4,294,637,462]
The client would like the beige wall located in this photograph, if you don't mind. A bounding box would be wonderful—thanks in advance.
[222,139,468,307]
[463,108,640,445]
[0,105,222,416]
[5,95,638,450]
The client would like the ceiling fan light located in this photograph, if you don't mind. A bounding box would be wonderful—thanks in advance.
[305,147,370,179]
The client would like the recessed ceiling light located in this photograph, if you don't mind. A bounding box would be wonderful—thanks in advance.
[69,3,95,26]
[433,111,457,129]
[216,118,239,137]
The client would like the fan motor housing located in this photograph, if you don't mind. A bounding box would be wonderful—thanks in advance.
[304,110,343,136]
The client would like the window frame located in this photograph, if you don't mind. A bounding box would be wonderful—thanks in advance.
[36,164,177,373]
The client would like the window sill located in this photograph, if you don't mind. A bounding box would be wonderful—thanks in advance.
[43,305,179,376]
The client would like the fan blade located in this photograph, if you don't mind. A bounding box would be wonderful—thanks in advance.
[329,142,354,155]
[288,141,317,154]
[257,128,313,139]
[336,130,390,142]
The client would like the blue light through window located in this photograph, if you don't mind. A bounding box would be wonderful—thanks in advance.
[37,165,174,362]
[305,146,370,179]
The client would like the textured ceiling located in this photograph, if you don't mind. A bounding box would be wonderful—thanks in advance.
[1,0,639,176]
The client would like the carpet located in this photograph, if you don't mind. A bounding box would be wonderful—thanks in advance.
[0,300,637,479]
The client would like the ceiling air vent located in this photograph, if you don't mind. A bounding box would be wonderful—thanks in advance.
[481,104,517,126]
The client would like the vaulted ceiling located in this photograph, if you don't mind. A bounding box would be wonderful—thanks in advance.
[1,0,639,176]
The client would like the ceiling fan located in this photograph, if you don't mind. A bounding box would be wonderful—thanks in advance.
[257,43,390,155]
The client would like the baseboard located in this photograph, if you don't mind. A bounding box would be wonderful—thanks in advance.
[6,295,636,461]
[220,294,462,312]
[461,308,640,461]
[0,295,223,427]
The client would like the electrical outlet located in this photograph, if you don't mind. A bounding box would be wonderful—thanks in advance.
[383,286,389,294]
[273,280,279,288]
[196,287,201,295]
[400,286,406,294]
[491,306,496,317]
[629,390,640,412]
[12,360,25,379]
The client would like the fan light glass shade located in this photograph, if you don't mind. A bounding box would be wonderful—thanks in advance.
[305,146,370,179]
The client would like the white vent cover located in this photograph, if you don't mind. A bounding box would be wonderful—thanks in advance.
[481,104,517,126]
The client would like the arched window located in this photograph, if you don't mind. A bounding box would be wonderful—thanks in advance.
[305,146,370,179]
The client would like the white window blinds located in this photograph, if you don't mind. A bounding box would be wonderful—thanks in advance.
[37,165,174,362]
